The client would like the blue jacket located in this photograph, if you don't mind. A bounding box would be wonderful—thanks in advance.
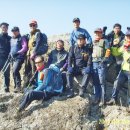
[70,27,92,46]
[34,66,63,94]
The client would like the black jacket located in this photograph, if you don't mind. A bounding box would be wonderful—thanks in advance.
[48,48,68,69]
[107,31,125,47]
[0,33,11,59]
[68,45,92,68]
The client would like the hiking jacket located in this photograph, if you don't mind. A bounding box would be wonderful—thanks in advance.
[70,27,92,46]
[48,48,68,70]
[0,33,11,59]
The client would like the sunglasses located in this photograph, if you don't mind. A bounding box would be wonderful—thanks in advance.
[30,24,36,27]
[35,60,43,64]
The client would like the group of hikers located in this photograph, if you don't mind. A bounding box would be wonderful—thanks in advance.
[0,17,130,112]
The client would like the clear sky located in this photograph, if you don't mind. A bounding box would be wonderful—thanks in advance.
[0,0,130,37]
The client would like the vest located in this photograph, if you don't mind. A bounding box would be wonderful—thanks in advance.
[10,36,22,56]
[92,39,105,62]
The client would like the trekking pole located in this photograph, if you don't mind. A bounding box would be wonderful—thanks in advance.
[0,55,12,74]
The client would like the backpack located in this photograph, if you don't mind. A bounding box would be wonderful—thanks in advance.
[38,67,63,93]
[34,32,48,55]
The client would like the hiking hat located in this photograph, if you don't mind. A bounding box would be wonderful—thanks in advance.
[77,34,86,39]
[73,18,80,23]
[94,28,103,33]
[11,26,19,32]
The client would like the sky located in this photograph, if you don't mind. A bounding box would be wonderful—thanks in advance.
[0,0,130,38]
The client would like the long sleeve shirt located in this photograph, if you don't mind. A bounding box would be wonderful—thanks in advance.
[70,27,92,46]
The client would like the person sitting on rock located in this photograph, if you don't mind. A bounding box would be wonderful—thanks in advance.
[66,34,92,98]
[18,56,63,112]
[47,40,68,91]
[92,28,111,106]
[106,30,130,111]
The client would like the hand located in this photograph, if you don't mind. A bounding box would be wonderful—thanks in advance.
[67,67,73,73]
[60,68,64,72]
[12,52,19,58]
[30,53,36,60]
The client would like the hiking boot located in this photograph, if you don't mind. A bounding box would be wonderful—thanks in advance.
[66,89,74,98]
[79,88,84,97]
[14,87,21,93]
[99,101,104,107]
[106,98,116,105]
[4,88,10,93]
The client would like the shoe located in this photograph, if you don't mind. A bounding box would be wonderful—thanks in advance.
[79,88,84,97]
[99,101,104,107]
[14,87,21,93]
[66,89,74,98]
[106,98,116,105]
[4,88,10,93]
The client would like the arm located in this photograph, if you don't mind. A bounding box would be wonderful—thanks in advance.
[18,37,28,54]
[70,32,75,46]
[84,29,92,44]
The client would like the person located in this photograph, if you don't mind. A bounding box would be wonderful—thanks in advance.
[24,20,48,87]
[70,18,92,46]
[106,31,130,110]
[18,56,63,112]
[66,34,92,98]
[107,23,125,75]
[47,40,68,90]
[10,27,28,93]
[0,22,11,92]
[92,28,111,106]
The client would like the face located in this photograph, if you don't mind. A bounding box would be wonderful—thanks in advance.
[35,57,44,68]
[73,21,80,29]
[77,38,86,47]
[30,24,37,31]
[125,35,130,43]
[1,25,8,33]
[56,41,64,50]
[12,31,20,37]
[113,27,121,35]
[94,31,102,39]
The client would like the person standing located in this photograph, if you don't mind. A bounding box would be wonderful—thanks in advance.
[70,18,92,46]
[10,27,28,93]
[0,22,11,92]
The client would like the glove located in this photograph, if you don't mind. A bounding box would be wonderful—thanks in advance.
[127,58,130,63]
[84,66,91,74]
[67,67,73,73]
[11,52,19,58]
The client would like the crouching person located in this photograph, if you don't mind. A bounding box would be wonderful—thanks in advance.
[66,34,92,98]
[18,56,63,112]
[92,28,111,106]
[107,30,130,111]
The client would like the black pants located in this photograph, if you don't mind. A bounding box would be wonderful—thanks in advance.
[12,59,24,88]
[19,90,59,110]
[66,67,90,90]
[0,58,10,90]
